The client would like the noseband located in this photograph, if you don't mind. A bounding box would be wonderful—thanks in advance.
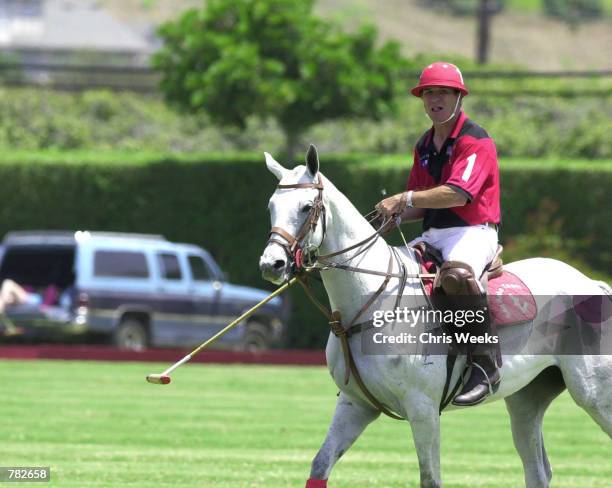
[267,175,326,271]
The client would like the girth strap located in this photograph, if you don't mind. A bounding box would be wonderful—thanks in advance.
[439,353,464,414]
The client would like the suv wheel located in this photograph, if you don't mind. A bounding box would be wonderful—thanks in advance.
[114,319,148,351]
[243,321,271,352]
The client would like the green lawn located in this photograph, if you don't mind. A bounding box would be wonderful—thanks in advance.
[1,360,609,487]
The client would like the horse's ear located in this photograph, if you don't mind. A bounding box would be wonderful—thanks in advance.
[306,144,319,177]
[264,152,287,181]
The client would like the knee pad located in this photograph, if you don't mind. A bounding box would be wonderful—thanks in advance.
[434,261,481,295]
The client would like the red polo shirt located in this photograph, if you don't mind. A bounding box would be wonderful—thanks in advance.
[406,111,501,231]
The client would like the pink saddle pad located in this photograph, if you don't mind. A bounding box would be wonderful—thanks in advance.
[414,247,537,327]
[488,271,537,327]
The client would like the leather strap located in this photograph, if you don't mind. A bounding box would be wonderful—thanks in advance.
[297,252,406,421]
[439,353,463,414]
[269,227,298,248]
[277,182,324,190]
[345,251,394,330]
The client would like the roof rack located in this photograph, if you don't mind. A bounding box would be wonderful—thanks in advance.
[2,230,167,244]
[84,231,167,241]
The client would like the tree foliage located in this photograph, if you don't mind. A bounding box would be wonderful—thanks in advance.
[542,0,603,24]
[152,0,410,157]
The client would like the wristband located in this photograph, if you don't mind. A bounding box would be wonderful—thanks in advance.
[405,191,414,209]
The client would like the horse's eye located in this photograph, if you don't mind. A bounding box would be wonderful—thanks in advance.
[301,203,313,213]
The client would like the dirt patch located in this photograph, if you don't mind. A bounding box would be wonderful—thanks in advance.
[317,0,612,69]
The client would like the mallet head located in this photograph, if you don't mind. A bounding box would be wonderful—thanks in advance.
[146,374,171,385]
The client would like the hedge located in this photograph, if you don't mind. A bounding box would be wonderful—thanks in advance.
[0,86,611,159]
[0,154,609,347]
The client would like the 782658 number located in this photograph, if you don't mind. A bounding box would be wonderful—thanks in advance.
[0,467,50,482]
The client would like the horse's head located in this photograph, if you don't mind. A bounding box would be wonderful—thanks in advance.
[259,145,326,284]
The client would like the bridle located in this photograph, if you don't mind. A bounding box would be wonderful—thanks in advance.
[267,175,326,272]
[267,175,400,275]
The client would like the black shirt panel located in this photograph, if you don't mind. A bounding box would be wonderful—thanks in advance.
[458,119,489,140]
[422,208,470,231]
[417,134,455,184]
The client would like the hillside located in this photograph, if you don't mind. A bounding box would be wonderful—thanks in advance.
[102,0,612,70]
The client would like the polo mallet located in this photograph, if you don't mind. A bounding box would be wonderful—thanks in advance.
[146,277,297,384]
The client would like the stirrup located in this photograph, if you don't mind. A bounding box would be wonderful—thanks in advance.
[470,362,499,395]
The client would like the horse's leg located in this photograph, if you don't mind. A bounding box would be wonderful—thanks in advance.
[406,394,442,488]
[505,366,566,488]
[560,355,612,437]
[307,392,379,486]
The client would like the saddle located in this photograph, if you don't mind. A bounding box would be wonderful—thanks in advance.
[413,241,503,289]
[413,242,537,327]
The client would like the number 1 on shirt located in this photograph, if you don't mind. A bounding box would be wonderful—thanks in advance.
[462,153,477,182]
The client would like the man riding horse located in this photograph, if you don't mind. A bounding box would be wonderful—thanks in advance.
[376,61,501,406]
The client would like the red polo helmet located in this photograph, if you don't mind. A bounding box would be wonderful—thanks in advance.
[410,62,469,97]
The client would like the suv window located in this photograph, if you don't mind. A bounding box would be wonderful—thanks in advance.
[157,253,182,280]
[188,255,212,281]
[94,251,149,278]
[0,246,76,288]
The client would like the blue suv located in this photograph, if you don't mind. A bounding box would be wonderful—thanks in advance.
[0,231,287,351]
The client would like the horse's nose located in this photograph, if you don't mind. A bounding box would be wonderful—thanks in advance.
[260,249,288,283]
[259,257,282,274]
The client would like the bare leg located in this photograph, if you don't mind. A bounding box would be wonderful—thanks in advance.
[308,393,379,482]
[0,279,29,335]
[505,366,566,488]
[0,279,29,313]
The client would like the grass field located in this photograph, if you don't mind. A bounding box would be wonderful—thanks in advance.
[1,360,610,487]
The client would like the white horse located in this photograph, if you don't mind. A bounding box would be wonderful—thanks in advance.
[259,146,611,488]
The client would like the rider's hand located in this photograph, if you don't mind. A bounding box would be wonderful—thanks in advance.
[375,192,407,219]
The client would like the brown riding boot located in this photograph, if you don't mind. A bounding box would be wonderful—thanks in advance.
[432,260,502,406]
[452,350,500,406]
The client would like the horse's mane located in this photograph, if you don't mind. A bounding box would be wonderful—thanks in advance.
[280,165,376,238]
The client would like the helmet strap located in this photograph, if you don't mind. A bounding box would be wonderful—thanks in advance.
[438,94,462,125]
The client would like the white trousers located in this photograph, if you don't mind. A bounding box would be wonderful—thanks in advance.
[408,225,499,279]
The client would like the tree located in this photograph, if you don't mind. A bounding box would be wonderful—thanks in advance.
[476,0,497,64]
[419,0,504,65]
[152,0,409,159]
